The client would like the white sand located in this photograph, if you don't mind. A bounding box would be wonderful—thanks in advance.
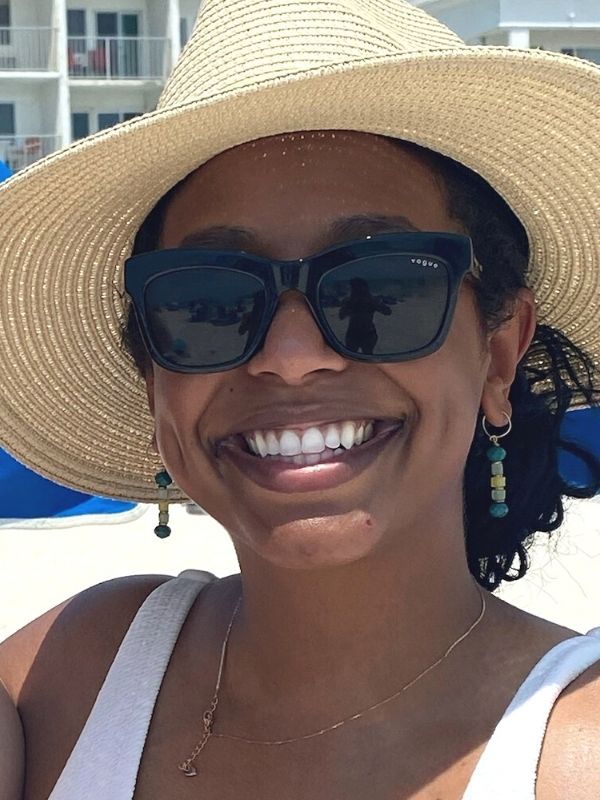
[1,497,599,642]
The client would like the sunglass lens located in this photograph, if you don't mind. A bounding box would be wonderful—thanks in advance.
[144,267,267,369]
[318,254,450,357]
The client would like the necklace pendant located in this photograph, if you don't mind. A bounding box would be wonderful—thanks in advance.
[179,763,198,777]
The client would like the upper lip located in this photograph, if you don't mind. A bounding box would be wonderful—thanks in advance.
[212,405,405,444]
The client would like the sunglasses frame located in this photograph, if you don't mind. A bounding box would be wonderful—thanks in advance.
[124,231,477,374]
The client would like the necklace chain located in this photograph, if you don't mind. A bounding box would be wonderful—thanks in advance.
[178,586,486,776]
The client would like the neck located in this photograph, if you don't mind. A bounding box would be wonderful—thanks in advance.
[220,516,485,737]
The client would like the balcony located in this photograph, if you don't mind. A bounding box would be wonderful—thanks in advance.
[0,135,59,172]
[0,28,56,71]
[67,37,170,81]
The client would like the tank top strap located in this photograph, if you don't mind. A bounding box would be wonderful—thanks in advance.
[48,569,217,800]
[462,627,600,799]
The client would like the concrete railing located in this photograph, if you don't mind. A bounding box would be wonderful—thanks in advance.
[0,135,59,172]
[0,27,56,71]
[67,36,170,80]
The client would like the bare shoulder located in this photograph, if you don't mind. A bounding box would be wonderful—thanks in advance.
[0,573,172,699]
[0,573,171,800]
[537,648,600,799]
[0,678,24,800]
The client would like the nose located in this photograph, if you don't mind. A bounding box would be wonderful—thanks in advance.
[246,291,348,384]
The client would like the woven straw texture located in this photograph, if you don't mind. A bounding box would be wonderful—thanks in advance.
[0,0,599,501]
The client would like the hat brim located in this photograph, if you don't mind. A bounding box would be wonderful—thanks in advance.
[0,47,598,501]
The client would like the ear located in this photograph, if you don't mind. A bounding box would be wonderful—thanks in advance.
[481,289,536,425]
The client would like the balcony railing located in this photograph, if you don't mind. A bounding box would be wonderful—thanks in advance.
[67,36,170,80]
[0,28,56,71]
[0,135,59,172]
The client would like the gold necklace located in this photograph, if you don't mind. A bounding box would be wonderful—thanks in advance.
[178,585,486,777]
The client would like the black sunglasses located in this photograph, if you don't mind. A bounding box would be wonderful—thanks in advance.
[124,232,480,374]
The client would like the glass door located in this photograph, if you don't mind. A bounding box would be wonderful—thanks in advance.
[95,12,117,76]
[120,13,139,77]
[96,12,140,78]
[67,10,87,75]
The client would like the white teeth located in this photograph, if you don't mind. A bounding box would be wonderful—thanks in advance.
[243,420,377,459]
[254,431,268,458]
[266,431,280,456]
[354,424,365,446]
[280,430,302,456]
[325,424,341,449]
[341,421,356,450]
[304,453,322,465]
[301,427,326,454]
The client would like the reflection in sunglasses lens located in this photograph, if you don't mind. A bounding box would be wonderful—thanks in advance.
[319,254,449,356]
[145,267,266,367]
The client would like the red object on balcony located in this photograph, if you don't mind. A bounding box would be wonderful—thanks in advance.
[90,46,106,76]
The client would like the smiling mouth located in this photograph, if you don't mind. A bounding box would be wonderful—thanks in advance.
[217,418,404,468]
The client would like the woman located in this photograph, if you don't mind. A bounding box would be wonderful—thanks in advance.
[1,1,600,798]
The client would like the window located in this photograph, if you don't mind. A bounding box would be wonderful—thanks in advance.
[98,113,120,131]
[67,9,86,37]
[71,112,89,140]
[97,112,140,131]
[573,48,600,65]
[0,2,10,45]
[0,103,15,136]
[96,12,139,38]
[562,47,600,66]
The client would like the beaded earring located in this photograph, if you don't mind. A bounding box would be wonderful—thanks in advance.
[482,413,512,519]
[154,469,173,538]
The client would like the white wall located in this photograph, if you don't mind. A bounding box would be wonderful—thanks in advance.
[146,0,168,38]
[70,83,160,132]
[414,0,501,42]
[7,0,53,28]
[0,81,56,133]
[179,0,201,43]
[531,28,600,51]
[500,0,600,27]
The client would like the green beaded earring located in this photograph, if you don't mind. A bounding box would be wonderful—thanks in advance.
[482,412,512,519]
[154,469,173,538]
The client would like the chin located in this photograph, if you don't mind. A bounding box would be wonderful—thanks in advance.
[233,509,384,570]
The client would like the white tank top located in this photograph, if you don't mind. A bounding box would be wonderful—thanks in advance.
[47,570,600,800]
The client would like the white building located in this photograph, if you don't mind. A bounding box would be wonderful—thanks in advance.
[2,1,599,172]
[0,0,202,171]
[414,0,600,55]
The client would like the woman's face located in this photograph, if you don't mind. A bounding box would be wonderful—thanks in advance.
[147,131,515,570]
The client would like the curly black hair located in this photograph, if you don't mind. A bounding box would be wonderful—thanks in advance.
[122,138,600,591]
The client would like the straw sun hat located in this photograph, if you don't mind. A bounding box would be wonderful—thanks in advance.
[0,0,599,502]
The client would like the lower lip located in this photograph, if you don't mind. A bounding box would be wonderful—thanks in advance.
[218,424,403,493]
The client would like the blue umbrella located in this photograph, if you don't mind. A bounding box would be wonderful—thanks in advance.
[0,160,12,182]
[0,164,136,522]
[559,407,600,491]
[0,449,134,519]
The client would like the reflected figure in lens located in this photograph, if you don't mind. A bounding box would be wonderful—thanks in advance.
[339,277,392,354]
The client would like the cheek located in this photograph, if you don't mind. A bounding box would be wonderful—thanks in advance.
[382,296,488,459]
[149,368,219,466]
